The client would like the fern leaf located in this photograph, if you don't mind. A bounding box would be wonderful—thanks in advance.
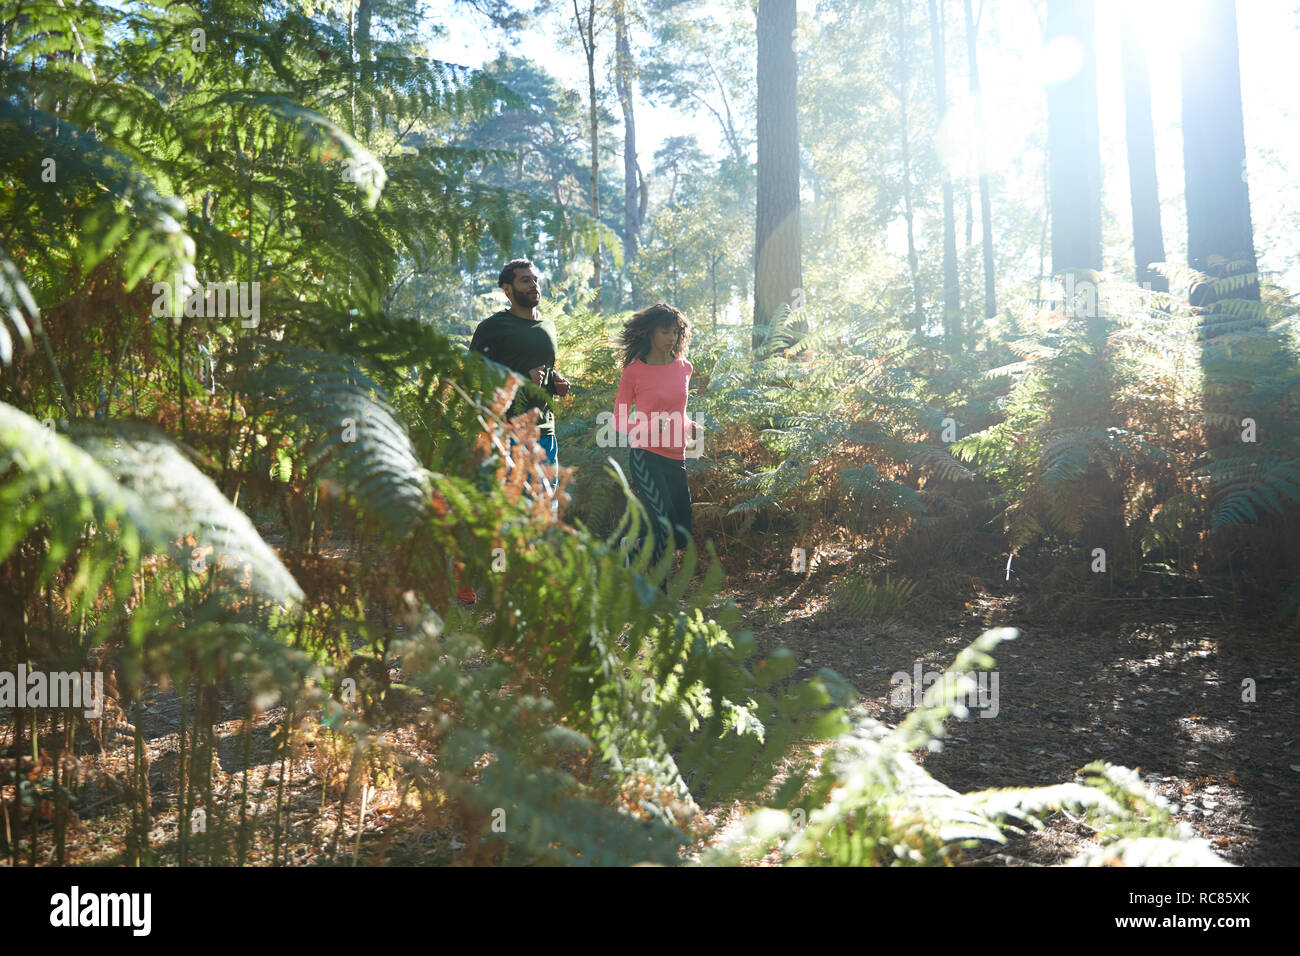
[238,344,432,537]
[0,243,37,366]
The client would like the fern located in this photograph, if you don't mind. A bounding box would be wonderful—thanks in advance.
[0,93,198,314]
[0,402,315,709]
[0,243,38,366]
[1196,449,1300,530]
[706,629,1230,867]
[832,572,918,622]
[237,343,432,538]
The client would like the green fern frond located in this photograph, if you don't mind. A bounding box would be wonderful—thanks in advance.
[66,420,304,607]
[832,573,918,622]
[907,445,976,482]
[709,632,1228,867]
[238,344,432,538]
[1211,297,1268,321]
[0,96,197,312]
[0,243,37,366]
[0,403,303,656]
[1064,837,1234,866]
[837,465,924,513]
[964,781,1124,831]
[981,359,1033,382]
[199,91,386,206]
[1196,450,1300,529]
[1039,427,1169,488]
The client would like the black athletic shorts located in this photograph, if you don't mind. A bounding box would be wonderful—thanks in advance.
[628,446,693,565]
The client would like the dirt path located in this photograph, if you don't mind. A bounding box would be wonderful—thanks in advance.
[718,564,1299,866]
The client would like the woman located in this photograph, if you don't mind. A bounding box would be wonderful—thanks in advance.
[613,304,709,582]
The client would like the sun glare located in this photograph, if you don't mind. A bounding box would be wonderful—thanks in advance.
[1115,0,1200,55]
[1041,34,1086,85]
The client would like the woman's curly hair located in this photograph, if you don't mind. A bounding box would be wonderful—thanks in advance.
[619,303,691,368]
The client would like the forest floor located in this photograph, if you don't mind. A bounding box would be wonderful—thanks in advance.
[6,549,1296,866]
[707,550,1300,866]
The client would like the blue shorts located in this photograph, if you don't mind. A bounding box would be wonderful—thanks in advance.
[538,434,558,467]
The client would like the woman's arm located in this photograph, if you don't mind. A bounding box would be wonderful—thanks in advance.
[613,365,636,434]
[684,362,705,446]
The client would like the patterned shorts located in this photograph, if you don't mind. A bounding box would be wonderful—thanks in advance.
[628,446,693,565]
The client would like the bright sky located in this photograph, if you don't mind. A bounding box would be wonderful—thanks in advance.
[428,1,718,160]
[429,0,1300,293]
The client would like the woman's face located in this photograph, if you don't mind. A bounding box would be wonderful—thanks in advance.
[652,322,680,354]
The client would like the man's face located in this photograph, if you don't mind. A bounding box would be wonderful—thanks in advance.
[504,268,541,309]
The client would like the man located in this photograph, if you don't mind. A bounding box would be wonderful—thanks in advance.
[458,259,571,604]
[469,257,571,480]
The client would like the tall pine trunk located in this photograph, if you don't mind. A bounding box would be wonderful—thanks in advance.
[754,0,804,350]
[1120,18,1168,293]
[1045,0,1121,560]
[896,0,924,332]
[575,0,602,310]
[357,0,372,141]
[964,0,997,321]
[1045,0,1103,338]
[928,0,961,350]
[1181,0,1258,314]
[1184,0,1270,463]
[615,1,641,274]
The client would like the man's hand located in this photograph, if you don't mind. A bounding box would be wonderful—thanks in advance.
[528,365,546,386]
[552,370,571,396]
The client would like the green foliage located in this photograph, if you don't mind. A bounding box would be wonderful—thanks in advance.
[1196,449,1300,530]
[0,90,197,312]
[1,243,39,366]
[236,342,432,538]
[3,0,1289,867]
[1,0,843,866]
[428,437,855,813]
[698,309,972,528]
[832,572,918,622]
[940,268,1300,598]
[0,401,316,702]
[391,624,692,865]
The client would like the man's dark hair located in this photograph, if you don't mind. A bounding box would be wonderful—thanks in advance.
[498,258,535,288]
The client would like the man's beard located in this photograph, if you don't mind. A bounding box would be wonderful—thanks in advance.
[520,290,540,307]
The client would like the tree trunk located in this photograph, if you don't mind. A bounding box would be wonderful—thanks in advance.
[896,0,925,332]
[928,0,961,350]
[1181,0,1258,314]
[1038,148,1049,305]
[710,253,720,330]
[615,1,641,272]
[575,0,602,310]
[1045,0,1102,275]
[964,0,997,320]
[1045,0,1103,341]
[357,0,372,141]
[1120,17,1167,293]
[754,0,804,351]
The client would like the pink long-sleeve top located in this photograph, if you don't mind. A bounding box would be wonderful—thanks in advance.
[613,356,695,460]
